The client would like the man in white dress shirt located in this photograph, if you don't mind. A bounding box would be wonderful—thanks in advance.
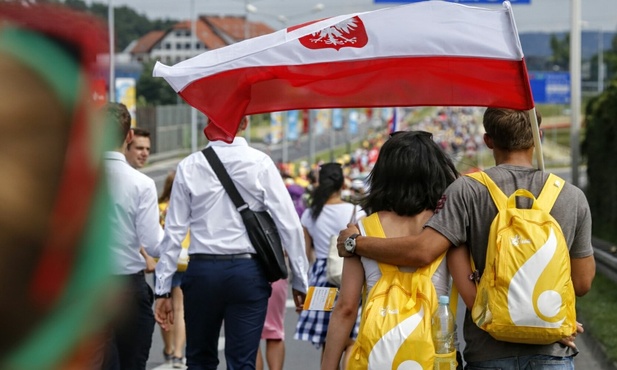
[154,116,309,369]
[103,102,163,370]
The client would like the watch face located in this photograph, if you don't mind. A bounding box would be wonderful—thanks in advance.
[344,239,353,252]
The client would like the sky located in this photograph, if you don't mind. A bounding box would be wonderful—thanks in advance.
[97,0,617,33]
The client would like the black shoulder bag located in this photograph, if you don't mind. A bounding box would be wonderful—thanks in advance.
[202,147,288,282]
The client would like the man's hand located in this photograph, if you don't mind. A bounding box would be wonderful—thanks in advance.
[337,223,359,257]
[292,289,306,314]
[140,247,156,273]
[154,298,174,331]
[558,321,584,349]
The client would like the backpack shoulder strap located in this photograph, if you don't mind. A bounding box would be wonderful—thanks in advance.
[466,171,508,211]
[535,173,565,212]
[360,214,398,274]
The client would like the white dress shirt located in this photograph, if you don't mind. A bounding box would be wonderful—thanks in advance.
[104,151,163,274]
[155,137,309,295]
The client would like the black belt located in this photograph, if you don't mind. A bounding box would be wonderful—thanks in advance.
[113,270,145,279]
[190,253,256,260]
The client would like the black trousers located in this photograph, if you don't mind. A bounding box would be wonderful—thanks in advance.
[102,272,155,370]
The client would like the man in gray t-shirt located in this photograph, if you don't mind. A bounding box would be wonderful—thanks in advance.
[337,108,596,369]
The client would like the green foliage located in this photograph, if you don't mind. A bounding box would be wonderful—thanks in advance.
[582,79,617,240]
[136,60,178,106]
[549,33,570,71]
[576,273,617,364]
[63,0,177,51]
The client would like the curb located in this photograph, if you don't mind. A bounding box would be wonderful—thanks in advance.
[577,312,617,370]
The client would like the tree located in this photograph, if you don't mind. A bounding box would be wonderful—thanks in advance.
[549,33,570,71]
[582,78,617,242]
[63,0,177,51]
[136,60,178,106]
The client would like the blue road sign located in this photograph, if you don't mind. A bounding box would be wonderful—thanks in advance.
[374,0,530,4]
[528,71,570,104]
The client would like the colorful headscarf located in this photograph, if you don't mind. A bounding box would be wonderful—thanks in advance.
[0,3,118,369]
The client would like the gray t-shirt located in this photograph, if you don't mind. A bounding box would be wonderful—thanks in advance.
[425,164,593,363]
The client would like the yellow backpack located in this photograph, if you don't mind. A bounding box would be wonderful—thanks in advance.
[347,213,447,370]
[466,171,576,344]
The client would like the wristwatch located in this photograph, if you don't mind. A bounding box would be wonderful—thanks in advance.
[154,292,171,299]
[344,233,360,254]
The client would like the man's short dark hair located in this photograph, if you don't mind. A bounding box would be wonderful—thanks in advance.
[483,108,542,151]
[127,127,150,149]
[131,127,150,138]
[104,102,131,147]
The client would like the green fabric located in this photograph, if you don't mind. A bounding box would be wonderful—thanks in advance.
[0,27,117,369]
[6,185,118,369]
[0,27,80,112]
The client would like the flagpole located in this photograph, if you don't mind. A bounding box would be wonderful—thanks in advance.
[528,107,544,171]
[282,113,288,164]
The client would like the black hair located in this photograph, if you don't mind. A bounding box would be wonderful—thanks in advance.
[360,131,459,216]
[309,163,344,221]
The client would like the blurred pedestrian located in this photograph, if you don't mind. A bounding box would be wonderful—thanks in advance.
[158,170,189,368]
[0,3,117,369]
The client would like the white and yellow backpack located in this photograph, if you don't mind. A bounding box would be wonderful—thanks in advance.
[347,213,451,370]
[466,171,576,344]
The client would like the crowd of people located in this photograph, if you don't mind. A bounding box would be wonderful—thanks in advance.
[1,2,596,370]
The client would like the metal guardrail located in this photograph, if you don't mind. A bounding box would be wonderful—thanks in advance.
[592,237,617,285]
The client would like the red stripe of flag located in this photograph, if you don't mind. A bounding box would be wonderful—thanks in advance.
[179,56,533,143]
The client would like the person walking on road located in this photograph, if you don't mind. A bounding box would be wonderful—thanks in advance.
[102,102,164,370]
[338,108,596,369]
[124,127,157,273]
[158,170,190,368]
[294,163,365,368]
[154,116,309,370]
[321,131,459,370]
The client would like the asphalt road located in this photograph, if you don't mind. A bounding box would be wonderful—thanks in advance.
[144,285,609,370]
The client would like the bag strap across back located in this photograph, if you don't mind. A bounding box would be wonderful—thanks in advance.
[466,171,564,213]
[202,146,248,212]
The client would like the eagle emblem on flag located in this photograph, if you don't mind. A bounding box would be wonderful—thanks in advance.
[299,16,368,51]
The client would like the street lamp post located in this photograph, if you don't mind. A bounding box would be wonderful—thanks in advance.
[570,0,581,188]
[108,0,115,102]
[598,28,604,93]
[246,3,325,157]
[190,0,198,152]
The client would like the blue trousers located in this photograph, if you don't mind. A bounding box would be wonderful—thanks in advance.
[466,355,574,370]
[102,272,155,370]
[182,257,271,370]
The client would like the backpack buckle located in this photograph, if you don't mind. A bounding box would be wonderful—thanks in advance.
[468,270,481,282]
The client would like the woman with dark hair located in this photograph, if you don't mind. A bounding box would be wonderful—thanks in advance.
[294,163,365,367]
[321,131,466,370]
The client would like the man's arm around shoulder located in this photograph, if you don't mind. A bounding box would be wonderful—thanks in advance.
[338,225,451,267]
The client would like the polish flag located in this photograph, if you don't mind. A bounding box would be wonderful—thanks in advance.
[154,1,533,143]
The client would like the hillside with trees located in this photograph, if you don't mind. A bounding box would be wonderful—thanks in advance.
[64,0,177,51]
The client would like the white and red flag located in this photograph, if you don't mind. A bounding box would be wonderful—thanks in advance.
[154,1,533,143]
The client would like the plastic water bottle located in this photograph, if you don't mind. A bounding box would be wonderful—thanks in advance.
[432,295,457,370]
